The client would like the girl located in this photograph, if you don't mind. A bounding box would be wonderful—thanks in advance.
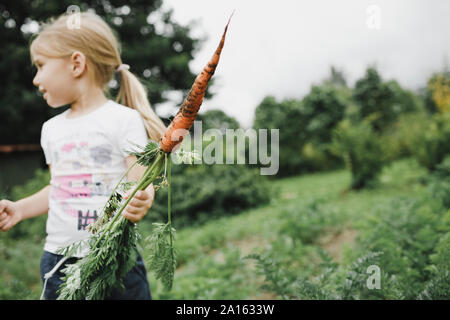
[0,11,167,299]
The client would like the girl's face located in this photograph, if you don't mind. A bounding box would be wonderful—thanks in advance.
[32,54,79,108]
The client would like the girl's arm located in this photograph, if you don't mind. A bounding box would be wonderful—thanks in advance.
[15,184,51,220]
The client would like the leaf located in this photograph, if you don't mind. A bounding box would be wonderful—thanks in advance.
[145,222,177,291]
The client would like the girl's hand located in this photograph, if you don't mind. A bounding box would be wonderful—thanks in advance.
[0,199,23,232]
[122,185,155,223]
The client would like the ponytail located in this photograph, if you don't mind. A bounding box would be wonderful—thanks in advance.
[115,69,166,142]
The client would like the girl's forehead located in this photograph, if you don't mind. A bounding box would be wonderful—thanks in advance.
[32,55,45,63]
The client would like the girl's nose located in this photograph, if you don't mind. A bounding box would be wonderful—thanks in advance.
[32,74,40,87]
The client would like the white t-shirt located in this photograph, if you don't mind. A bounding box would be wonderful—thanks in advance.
[40,99,148,257]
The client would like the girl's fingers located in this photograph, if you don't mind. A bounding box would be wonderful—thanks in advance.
[125,205,140,214]
[2,221,13,231]
[122,210,140,223]
[128,199,146,209]
[0,216,10,230]
[134,190,149,201]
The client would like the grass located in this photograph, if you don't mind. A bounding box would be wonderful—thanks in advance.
[145,157,428,299]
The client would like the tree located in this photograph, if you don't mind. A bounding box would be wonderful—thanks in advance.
[352,67,397,132]
[426,72,450,114]
[0,0,203,144]
[323,66,347,88]
[302,85,347,145]
[253,96,306,176]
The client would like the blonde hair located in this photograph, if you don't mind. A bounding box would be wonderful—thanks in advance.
[29,11,166,142]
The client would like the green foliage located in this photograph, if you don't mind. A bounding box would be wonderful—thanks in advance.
[380,112,431,162]
[246,248,402,300]
[0,238,43,299]
[245,252,296,300]
[426,160,450,209]
[331,119,386,189]
[352,67,398,132]
[58,149,167,299]
[154,247,251,300]
[424,71,450,114]
[252,96,304,176]
[419,232,450,299]
[148,164,272,228]
[414,112,450,171]
[252,89,348,176]
[146,222,177,291]
[300,85,348,171]
[57,218,140,300]
[354,197,446,299]
[302,85,348,145]
[279,198,347,246]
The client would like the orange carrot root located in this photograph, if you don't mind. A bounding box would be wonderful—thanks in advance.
[160,12,233,153]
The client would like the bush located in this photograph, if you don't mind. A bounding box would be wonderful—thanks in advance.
[354,197,446,299]
[302,85,348,145]
[426,160,450,209]
[279,198,347,246]
[253,96,305,176]
[380,112,430,162]
[247,248,402,300]
[414,112,450,171]
[331,119,386,189]
[419,232,450,299]
[352,67,397,132]
[147,164,273,229]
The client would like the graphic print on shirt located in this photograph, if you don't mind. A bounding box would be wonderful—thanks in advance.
[77,209,99,231]
[51,131,113,171]
[51,173,111,230]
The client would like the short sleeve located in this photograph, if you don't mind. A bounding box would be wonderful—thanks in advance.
[40,122,52,165]
[117,110,149,157]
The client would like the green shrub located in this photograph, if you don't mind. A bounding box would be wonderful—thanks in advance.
[301,85,348,145]
[354,197,445,299]
[278,198,347,246]
[253,96,305,176]
[426,160,450,209]
[380,112,431,162]
[414,112,450,171]
[147,164,273,229]
[419,232,450,299]
[153,247,252,299]
[247,248,402,300]
[331,119,386,189]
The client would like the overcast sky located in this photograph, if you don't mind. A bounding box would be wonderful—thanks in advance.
[156,0,450,127]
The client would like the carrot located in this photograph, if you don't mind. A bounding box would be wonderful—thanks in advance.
[160,12,233,153]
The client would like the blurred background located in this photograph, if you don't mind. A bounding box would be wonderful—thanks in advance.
[1,0,450,299]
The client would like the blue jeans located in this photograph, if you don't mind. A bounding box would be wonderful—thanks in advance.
[40,250,152,300]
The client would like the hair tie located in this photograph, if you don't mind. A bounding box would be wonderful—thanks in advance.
[116,63,130,72]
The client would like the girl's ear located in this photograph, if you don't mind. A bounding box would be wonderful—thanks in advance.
[70,51,87,77]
